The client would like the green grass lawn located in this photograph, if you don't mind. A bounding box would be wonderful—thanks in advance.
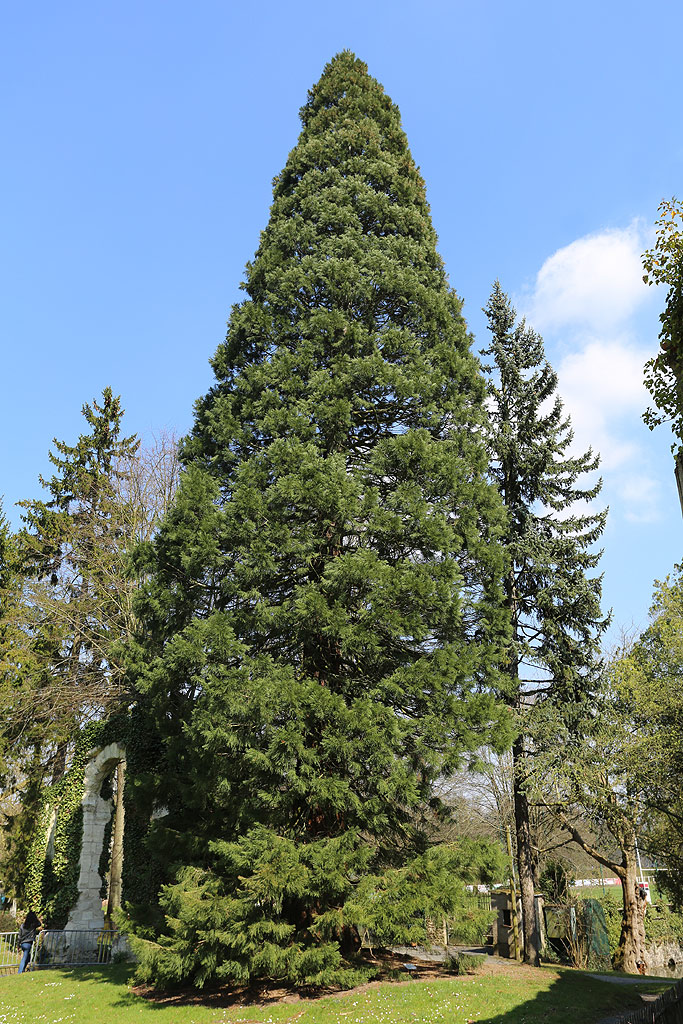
[0,963,671,1024]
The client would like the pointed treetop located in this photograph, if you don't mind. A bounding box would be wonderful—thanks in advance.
[270,50,429,221]
[300,51,390,124]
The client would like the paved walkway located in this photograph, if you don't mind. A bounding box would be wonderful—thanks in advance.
[588,971,674,985]
[592,974,675,1024]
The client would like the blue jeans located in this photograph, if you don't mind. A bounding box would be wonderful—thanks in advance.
[18,941,32,973]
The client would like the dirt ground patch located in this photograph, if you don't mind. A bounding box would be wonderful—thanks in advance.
[132,950,553,1010]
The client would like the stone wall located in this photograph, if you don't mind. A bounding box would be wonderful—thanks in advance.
[646,940,683,979]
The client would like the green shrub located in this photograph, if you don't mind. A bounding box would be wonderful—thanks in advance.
[444,951,484,975]
[645,900,683,945]
[447,899,495,947]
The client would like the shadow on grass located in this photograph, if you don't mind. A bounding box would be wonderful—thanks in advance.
[33,962,338,1012]
[59,951,413,1013]
[28,959,667,1021]
[473,967,654,1024]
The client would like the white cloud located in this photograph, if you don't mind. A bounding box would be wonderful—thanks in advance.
[618,474,662,524]
[526,221,650,332]
[521,222,662,523]
[556,336,650,471]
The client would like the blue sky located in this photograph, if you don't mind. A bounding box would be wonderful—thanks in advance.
[2,0,681,645]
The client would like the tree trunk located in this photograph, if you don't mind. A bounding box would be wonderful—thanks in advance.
[108,761,126,913]
[542,806,648,976]
[50,741,68,785]
[614,849,647,974]
[513,738,541,967]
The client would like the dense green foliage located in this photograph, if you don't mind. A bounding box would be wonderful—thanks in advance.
[0,503,41,896]
[642,197,683,450]
[0,502,42,778]
[127,52,511,989]
[23,741,87,926]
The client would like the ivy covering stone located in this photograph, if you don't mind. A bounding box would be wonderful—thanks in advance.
[23,714,160,928]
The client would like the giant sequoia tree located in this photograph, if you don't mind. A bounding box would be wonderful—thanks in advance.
[482,283,609,966]
[129,53,510,989]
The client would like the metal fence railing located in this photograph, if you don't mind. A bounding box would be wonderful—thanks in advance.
[0,932,20,973]
[31,929,123,968]
[0,929,126,972]
[614,975,683,1024]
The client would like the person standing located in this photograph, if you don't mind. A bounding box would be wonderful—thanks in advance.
[17,911,41,973]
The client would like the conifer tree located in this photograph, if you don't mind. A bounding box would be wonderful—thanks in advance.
[15,388,139,778]
[0,391,140,900]
[129,53,510,989]
[482,282,609,966]
[0,500,59,899]
[0,501,37,773]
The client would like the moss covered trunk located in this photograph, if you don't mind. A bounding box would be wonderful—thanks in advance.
[615,851,647,974]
